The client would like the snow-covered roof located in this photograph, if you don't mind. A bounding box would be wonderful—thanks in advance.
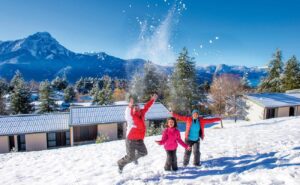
[0,113,69,136]
[0,103,170,135]
[70,102,171,126]
[114,101,128,105]
[70,102,93,107]
[245,93,300,108]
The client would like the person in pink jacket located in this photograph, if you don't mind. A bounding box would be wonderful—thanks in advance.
[156,117,191,171]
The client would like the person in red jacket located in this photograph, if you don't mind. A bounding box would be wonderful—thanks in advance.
[117,94,157,173]
[156,117,191,171]
[172,110,221,166]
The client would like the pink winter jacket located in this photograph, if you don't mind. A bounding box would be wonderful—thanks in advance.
[158,128,189,151]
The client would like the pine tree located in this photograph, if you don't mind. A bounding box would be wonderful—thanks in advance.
[10,70,24,92]
[142,61,161,101]
[0,96,5,115]
[93,77,113,105]
[0,78,8,97]
[169,47,200,114]
[10,79,32,114]
[0,78,8,115]
[64,86,76,103]
[258,49,284,92]
[128,61,168,103]
[39,80,57,113]
[75,77,85,94]
[282,56,300,91]
[51,76,68,91]
[90,83,100,97]
[129,73,145,102]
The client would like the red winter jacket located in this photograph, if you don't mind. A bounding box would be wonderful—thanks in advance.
[127,99,155,140]
[158,127,188,151]
[172,113,221,140]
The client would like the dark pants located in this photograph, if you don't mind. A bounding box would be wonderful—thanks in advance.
[118,139,148,170]
[165,150,178,171]
[183,139,201,166]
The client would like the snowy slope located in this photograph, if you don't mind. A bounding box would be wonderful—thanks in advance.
[0,117,300,185]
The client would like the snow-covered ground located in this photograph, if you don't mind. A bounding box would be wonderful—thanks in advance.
[1,117,300,185]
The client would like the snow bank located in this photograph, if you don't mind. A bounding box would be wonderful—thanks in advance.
[0,117,300,185]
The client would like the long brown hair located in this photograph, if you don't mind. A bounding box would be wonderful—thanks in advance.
[165,117,178,128]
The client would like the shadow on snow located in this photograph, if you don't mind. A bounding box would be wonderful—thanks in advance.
[142,151,300,182]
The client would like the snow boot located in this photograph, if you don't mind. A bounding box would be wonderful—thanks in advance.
[194,162,201,167]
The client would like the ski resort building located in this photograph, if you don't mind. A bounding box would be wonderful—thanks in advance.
[0,113,70,153]
[244,93,300,121]
[0,103,170,154]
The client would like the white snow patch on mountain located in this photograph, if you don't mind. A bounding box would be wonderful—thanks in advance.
[11,39,25,52]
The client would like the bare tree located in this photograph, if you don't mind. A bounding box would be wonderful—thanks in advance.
[210,74,245,126]
[210,75,226,128]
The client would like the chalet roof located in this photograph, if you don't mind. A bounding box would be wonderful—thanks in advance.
[0,113,69,136]
[0,103,171,135]
[245,93,300,108]
[70,102,171,126]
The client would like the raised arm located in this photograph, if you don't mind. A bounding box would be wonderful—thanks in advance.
[201,117,221,125]
[172,112,190,123]
[142,99,155,113]
[142,94,157,113]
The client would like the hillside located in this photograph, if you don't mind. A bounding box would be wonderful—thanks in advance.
[0,32,266,85]
[1,118,299,185]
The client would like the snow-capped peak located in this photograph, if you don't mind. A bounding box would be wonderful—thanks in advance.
[0,32,74,59]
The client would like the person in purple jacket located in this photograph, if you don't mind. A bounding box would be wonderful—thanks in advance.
[156,117,191,171]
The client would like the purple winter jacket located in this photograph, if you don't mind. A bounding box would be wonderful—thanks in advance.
[158,127,189,151]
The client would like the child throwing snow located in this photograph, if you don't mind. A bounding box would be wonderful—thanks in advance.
[117,94,158,173]
[156,117,191,171]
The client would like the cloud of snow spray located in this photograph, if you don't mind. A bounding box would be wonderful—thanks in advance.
[126,2,182,66]
[126,1,185,102]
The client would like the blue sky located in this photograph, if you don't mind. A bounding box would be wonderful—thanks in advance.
[0,0,300,66]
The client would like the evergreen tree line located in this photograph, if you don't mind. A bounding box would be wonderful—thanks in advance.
[129,48,210,115]
[1,48,299,119]
[0,72,128,115]
[0,47,254,117]
[258,49,300,93]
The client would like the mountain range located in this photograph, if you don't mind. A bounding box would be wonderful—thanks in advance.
[0,32,267,86]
